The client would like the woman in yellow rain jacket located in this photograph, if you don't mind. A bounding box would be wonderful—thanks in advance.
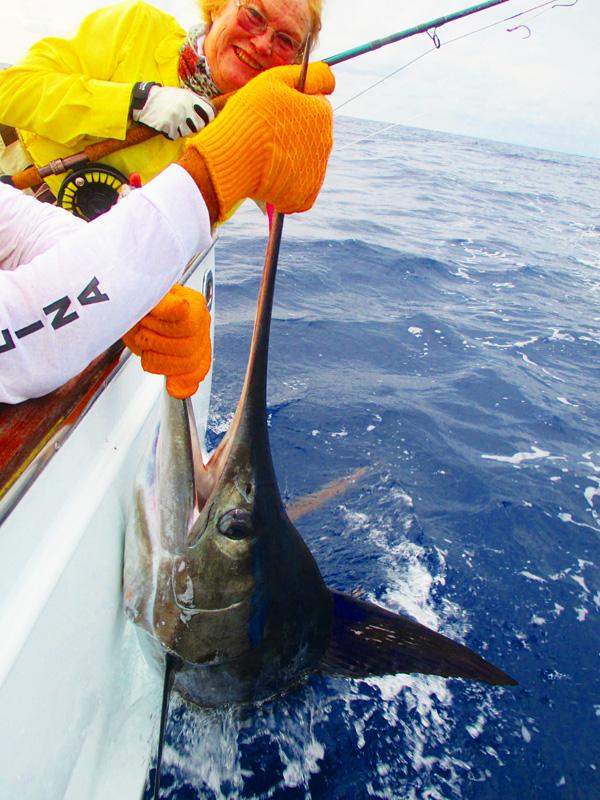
[0,0,323,212]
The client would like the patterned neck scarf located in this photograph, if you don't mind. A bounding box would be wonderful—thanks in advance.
[178,25,221,99]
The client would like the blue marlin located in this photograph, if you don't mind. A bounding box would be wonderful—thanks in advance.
[123,240,515,710]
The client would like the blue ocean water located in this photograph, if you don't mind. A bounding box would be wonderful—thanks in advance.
[147,116,600,799]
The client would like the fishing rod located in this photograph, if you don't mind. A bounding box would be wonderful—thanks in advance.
[3,0,518,194]
[323,0,513,65]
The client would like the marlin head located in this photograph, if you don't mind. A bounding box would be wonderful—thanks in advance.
[124,290,333,705]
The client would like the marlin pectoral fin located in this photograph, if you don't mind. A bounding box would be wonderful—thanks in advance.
[320,590,517,687]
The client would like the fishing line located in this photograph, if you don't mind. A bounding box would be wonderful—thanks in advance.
[334,0,565,113]
[331,0,575,149]
[332,49,435,114]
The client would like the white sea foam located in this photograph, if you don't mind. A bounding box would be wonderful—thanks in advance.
[466,713,487,739]
[160,689,332,798]
[519,571,546,583]
[571,574,590,594]
[584,482,600,508]
[159,702,245,797]
[550,329,575,342]
[481,335,538,350]
[482,446,551,466]
[330,428,348,438]
[557,395,578,407]
[558,512,600,532]
[453,266,473,280]
[518,352,565,382]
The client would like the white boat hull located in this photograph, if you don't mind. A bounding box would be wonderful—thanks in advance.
[0,246,216,799]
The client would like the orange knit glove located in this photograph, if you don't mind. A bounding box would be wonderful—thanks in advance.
[123,285,211,399]
[178,62,335,222]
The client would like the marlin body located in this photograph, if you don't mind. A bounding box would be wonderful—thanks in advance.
[123,226,515,709]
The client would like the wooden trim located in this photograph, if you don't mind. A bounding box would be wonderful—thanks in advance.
[0,342,125,505]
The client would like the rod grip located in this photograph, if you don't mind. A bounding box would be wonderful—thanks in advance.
[10,165,42,191]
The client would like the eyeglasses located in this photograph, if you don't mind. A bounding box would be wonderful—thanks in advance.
[235,0,304,58]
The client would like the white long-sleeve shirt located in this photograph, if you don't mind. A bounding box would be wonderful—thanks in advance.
[0,164,212,404]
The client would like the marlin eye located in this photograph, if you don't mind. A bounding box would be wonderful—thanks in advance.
[235,475,254,501]
[217,508,253,539]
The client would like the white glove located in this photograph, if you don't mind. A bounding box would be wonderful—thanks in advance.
[132,86,216,140]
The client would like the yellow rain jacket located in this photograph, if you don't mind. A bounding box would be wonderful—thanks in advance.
[0,1,188,197]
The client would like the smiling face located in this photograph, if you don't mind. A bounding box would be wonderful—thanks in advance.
[203,0,311,93]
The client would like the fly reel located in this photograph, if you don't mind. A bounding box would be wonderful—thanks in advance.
[56,162,128,220]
